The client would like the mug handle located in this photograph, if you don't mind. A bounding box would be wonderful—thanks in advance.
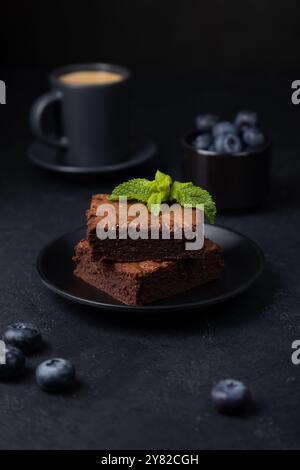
[29,91,68,148]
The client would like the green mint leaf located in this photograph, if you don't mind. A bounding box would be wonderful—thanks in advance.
[108,171,217,224]
[170,181,216,224]
[108,178,154,203]
[154,170,172,201]
[147,192,162,215]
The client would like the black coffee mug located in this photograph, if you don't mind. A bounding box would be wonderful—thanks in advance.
[30,63,131,166]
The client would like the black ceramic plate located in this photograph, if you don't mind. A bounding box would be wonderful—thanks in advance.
[37,226,264,312]
[28,138,156,175]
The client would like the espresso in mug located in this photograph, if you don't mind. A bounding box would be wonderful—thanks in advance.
[59,70,123,86]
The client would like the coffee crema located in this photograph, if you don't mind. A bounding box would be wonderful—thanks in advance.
[59,70,123,85]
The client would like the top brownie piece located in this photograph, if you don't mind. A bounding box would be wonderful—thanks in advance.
[86,194,220,262]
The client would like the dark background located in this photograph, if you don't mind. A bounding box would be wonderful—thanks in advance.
[1,0,300,72]
[0,0,300,452]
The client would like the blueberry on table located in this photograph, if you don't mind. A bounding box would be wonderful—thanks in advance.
[192,133,211,150]
[242,127,265,148]
[4,322,42,354]
[213,121,237,138]
[0,345,25,379]
[195,114,219,132]
[235,110,258,129]
[211,379,251,414]
[36,358,76,393]
[215,133,242,154]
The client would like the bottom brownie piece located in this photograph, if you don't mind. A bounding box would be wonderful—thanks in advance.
[73,239,223,306]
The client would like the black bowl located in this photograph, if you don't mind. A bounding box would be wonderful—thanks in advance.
[182,130,272,211]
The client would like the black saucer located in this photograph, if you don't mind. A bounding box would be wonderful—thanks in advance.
[37,225,265,312]
[28,137,156,175]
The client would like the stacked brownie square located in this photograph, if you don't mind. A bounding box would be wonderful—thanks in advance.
[73,194,223,306]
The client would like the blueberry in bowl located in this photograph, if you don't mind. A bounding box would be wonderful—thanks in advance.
[212,121,238,139]
[235,110,258,129]
[195,114,219,133]
[214,133,242,154]
[192,133,212,151]
[182,111,271,210]
[242,127,265,149]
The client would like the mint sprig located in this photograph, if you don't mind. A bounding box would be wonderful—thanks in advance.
[108,170,216,223]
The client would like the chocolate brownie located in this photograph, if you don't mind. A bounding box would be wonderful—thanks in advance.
[86,194,219,262]
[73,239,223,306]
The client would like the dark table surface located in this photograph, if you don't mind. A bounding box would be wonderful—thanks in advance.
[0,68,299,450]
